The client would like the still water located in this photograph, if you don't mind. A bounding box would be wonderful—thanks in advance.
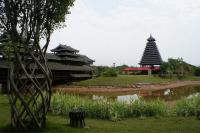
[78,85,200,103]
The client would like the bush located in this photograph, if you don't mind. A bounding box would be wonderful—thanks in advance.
[102,69,118,77]
[194,67,200,76]
[175,95,200,116]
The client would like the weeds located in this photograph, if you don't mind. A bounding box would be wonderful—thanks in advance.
[175,94,200,116]
[51,93,167,120]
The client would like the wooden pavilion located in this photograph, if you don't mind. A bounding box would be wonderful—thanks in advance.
[47,44,94,84]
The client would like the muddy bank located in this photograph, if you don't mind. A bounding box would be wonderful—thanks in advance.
[53,80,200,94]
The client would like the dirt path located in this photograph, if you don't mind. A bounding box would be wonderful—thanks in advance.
[53,80,200,94]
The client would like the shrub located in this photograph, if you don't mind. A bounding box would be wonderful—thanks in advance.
[102,69,118,77]
[131,100,167,117]
[194,67,200,76]
[175,95,200,116]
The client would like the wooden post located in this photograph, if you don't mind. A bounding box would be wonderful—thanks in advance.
[148,69,152,76]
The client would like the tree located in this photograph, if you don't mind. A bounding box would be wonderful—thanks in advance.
[0,0,75,129]
[160,58,195,79]
[194,67,200,76]
[115,64,128,74]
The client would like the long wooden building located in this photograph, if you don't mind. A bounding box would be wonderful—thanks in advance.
[0,34,94,91]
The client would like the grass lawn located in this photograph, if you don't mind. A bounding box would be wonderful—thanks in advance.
[1,94,200,133]
[73,75,200,87]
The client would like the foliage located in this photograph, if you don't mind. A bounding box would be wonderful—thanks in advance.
[0,0,75,52]
[1,94,200,133]
[0,0,75,129]
[51,93,167,121]
[92,65,128,77]
[160,58,196,79]
[194,67,200,76]
[92,66,110,77]
[102,68,118,77]
[115,65,128,74]
[175,95,200,116]
[0,34,17,62]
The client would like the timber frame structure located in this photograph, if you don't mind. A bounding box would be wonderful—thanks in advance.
[139,35,162,75]
[0,42,94,92]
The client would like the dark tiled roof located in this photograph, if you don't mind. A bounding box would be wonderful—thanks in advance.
[56,52,79,57]
[140,35,162,65]
[51,44,79,53]
[147,35,156,42]
[70,74,91,78]
[46,53,86,63]
[48,62,93,71]
[79,55,95,64]
[46,53,94,64]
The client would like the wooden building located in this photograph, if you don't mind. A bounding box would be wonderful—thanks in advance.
[0,34,94,91]
[47,44,94,84]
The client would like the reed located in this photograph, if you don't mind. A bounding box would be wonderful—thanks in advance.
[51,92,167,120]
[175,94,200,116]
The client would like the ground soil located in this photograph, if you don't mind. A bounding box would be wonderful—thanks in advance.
[53,80,200,94]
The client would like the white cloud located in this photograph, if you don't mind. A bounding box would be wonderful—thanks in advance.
[49,0,200,66]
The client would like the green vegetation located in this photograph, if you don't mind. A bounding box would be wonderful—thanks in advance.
[1,94,200,133]
[102,68,118,77]
[160,58,196,79]
[0,95,10,130]
[51,93,200,119]
[51,93,167,121]
[194,67,200,76]
[176,95,200,116]
[92,66,118,77]
[73,75,200,87]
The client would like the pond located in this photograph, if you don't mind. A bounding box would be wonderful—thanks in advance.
[77,85,200,103]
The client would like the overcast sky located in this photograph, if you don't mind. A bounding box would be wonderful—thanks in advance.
[48,0,200,66]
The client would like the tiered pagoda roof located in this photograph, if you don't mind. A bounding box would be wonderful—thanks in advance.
[47,44,94,64]
[51,44,79,53]
[0,34,95,84]
[47,44,94,82]
[140,35,162,66]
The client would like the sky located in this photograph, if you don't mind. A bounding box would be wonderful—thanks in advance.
[48,0,200,66]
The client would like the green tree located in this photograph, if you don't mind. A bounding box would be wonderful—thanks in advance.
[102,68,118,77]
[115,64,128,74]
[0,0,75,129]
[194,67,200,76]
[160,58,195,79]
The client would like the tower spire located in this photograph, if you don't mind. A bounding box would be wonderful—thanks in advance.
[140,35,162,66]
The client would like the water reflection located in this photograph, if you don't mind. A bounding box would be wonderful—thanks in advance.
[117,94,139,103]
[86,86,200,103]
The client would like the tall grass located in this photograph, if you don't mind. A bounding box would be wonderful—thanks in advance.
[175,94,200,116]
[51,92,167,121]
